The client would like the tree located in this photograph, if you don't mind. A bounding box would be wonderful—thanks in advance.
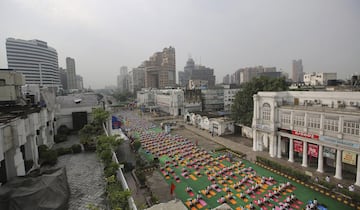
[132,140,141,152]
[111,91,134,103]
[92,108,110,126]
[231,76,288,126]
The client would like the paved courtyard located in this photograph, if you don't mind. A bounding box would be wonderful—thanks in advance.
[53,135,106,210]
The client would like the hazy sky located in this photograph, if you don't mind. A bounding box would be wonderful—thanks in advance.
[1,0,359,89]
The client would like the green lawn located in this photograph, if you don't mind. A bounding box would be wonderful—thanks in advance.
[134,128,352,210]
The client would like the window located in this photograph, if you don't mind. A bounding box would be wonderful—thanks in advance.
[262,103,271,121]
[281,113,291,125]
[343,121,360,136]
[308,115,320,129]
[324,118,338,132]
[293,115,305,127]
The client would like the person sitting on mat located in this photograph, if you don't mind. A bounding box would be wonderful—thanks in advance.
[239,192,245,198]
[218,196,226,203]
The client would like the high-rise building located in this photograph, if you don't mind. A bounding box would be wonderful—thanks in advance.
[232,66,277,84]
[178,58,215,88]
[144,46,176,89]
[66,57,77,90]
[223,74,230,85]
[117,66,129,93]
[292,59,303,83]
[76,75,84,90]
[129,65,145,93]
[59,67,68,90]
[231,70,241,85]
[6,38,60,87]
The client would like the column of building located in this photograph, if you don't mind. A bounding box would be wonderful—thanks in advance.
[277,135,282,158]
[252,95,259,151]
[288,138,294,162]
[317,145,324,173]
[302,141,308,167]
[334,149,342,179]
[355,155,360,186]
[269,135,275,157]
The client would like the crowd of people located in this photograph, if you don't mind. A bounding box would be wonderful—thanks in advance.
[119,111,308,210]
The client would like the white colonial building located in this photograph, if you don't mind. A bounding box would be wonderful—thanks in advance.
[252,91,360,185]
[137,89,184,116]
[184,112,235,136]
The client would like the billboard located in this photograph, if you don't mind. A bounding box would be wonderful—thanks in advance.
[294,140,303,153]
[308,144,319,158]
[342,151,357,165]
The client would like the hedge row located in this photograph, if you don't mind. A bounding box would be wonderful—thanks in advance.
[38,144,83,166]
[95,135,130,210]
[256,156,310,181]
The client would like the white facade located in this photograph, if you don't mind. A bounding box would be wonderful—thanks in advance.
[303,72,337,86]
[137,89,184,116]
[0,88,56,184]
[252,91,360,185]
[210,118,235,136]
[154,89,184,116]
[184,112,235,136]
[137,89,155,107]
[6,38,60,87]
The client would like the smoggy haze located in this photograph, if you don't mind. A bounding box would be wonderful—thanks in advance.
[0,0,359,89]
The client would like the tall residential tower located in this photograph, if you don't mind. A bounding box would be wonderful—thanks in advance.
[6,38,60,87]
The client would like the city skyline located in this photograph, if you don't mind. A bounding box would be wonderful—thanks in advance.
[0,0,359,89]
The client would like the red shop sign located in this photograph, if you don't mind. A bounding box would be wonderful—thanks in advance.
[294,140,303,153]
[292,130,319,140]
[308,144,319,158]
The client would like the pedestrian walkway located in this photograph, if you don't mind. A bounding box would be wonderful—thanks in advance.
[53,135,106,210]
[124,172,148,208]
